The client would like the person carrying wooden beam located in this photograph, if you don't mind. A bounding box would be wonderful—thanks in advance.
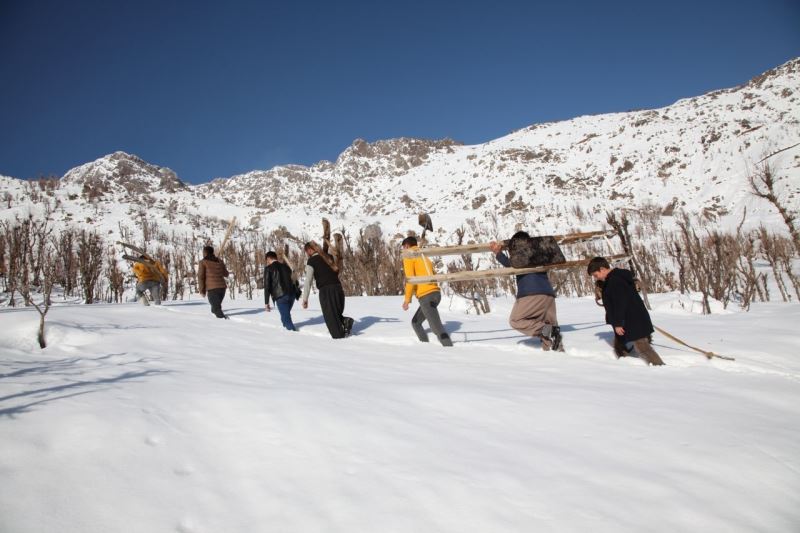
[301,242,354,338]
[401,236,453,347]
[490,232,564,351]
[132,254,168,306]
[198,245,230,319]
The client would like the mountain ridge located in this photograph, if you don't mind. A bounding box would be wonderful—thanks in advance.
[1,58,798,242]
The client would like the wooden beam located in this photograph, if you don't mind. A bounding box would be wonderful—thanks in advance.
[218,217,237,255]
[402,230,615,258]
[407,255,629,284]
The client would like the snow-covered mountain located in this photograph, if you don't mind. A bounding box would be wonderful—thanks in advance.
[2,58,798,242]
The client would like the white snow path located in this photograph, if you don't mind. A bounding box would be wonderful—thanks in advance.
[1,294,799,533]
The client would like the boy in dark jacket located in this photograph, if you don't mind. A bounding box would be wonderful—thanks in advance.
[264,251,297,331]
[490,232,563,351]
[587,256,664,366]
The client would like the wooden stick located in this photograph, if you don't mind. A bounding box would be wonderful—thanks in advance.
[218,217,237,255]
[116,241,150,259]
[654,325,735,361]
[402,230,615,258]
[407,255,629,284]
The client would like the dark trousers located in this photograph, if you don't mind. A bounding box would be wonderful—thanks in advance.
[319,284,348,339]
[207,288,226,318]
[275,294,296,331]
[412,291,452,346]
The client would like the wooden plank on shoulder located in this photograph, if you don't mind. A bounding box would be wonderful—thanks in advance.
[407,254,628,284]
[401,229,614,258]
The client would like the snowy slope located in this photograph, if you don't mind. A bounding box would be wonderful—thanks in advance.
[1,58,799,244]
[1,294,799,532]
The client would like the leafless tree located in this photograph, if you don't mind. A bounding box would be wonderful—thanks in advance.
[19,252,57,348]
[77,230,103,304]
[55,229,78,297]
[446,226,491,314]
[606,211,652,309]
[2,218,57,347]
[749,162,800,255]
[105,247,126,303]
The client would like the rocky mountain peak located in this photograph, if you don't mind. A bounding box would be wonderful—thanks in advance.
[334,137,463,180]
[61,151,187,199]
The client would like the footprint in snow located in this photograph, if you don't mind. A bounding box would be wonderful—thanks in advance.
[173,464,195,476]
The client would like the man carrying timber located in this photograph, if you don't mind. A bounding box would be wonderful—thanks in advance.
[490,232,563,351]
[301,242,353,339]
[401,236,453,347]
[132,254,168,306]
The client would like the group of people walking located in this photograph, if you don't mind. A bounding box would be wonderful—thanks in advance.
[131,233,664,366]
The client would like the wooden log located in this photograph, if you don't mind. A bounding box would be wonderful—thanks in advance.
[407,254,629,284]
[116,241,149,258]
[322,217,331,254]
[217,217,237,255]
[402,230,615,258]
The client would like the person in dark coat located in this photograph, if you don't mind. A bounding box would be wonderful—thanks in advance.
[198,245,229,319]
[300,242,353,339]
[587,256,664,366]
[490,232,563,351]
[264,251,297,331]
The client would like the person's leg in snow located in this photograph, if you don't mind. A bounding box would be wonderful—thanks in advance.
[149,282,161,306]
[207,288,227,318]
[631,337,665,366]
[509,294,561,351]
[135,281,150,305]
[319,284,347,338]
[412,292,452,347]
[275,294,296,331]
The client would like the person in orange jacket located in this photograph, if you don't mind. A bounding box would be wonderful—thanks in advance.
[132,255,168,305]
[401,236,453,346]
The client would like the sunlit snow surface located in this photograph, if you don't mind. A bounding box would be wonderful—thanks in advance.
[1,293,799,532]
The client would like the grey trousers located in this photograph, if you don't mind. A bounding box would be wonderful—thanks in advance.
[135,280,161,305]
[412,292,453,346]
[509,294,558,348]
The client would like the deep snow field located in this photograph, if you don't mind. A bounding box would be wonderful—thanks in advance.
[1,292,799,533]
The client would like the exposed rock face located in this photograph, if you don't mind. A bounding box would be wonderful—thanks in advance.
[2,58,798,239]
[61,151,187,200]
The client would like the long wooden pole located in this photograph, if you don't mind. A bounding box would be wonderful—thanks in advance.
[217,217,237,255]
[407,254,629,284]
[402,230,615,258]
[654,325,734,361]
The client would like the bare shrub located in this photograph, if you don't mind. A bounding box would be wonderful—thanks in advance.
[77,230,103,304]
[446,226,491,314]
[2,218,57,347]
[749,162,800,255]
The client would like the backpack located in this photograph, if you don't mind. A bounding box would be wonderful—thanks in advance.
[508,235,566,268]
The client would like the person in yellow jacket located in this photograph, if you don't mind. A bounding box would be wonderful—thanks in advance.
[401,236,453,346]
[132,254,168,306]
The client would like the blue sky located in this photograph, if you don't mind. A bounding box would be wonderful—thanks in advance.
[1,0,798,184]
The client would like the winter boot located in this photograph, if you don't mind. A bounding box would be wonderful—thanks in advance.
[343,316,354,337]
[613,335,630,358]
[439,332,453,347]
[541,324,564,352]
